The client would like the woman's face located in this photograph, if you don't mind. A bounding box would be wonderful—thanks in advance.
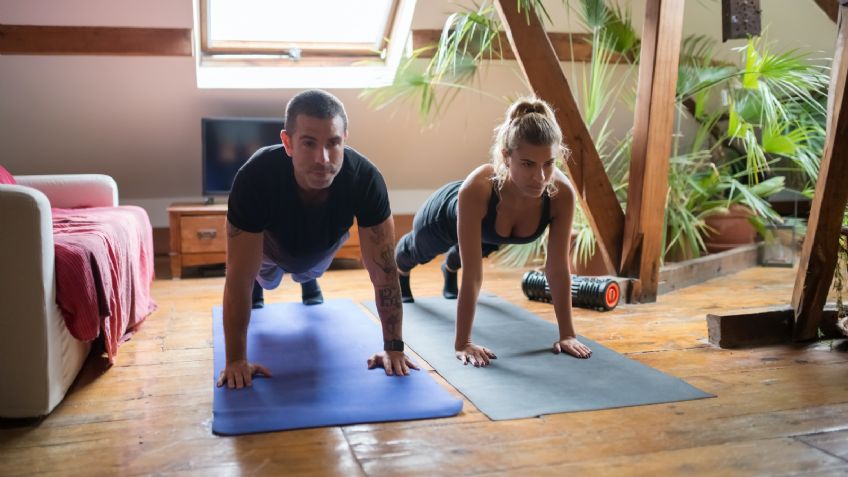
[504,141,558,198]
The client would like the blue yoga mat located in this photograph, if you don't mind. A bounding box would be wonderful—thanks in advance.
[364,294,713,420]
[212,299,463,435]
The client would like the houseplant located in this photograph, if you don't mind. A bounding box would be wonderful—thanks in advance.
[363,0,827,269]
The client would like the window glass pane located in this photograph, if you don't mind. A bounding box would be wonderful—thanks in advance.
[208,0,394,46]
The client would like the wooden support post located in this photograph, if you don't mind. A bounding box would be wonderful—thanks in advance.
[621,0,686,302]
[792,1,848,340]
[494,0,624,275]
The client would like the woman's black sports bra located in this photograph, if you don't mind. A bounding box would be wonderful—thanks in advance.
[480,183,551,244]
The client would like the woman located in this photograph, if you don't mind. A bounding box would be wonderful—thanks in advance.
[395,97,593,366]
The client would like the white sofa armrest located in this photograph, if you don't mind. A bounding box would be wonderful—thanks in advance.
[0,185,56,415]
[15,174,119,208]
[0,184,92,417]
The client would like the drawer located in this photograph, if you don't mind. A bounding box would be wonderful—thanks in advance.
[181,216,227,253]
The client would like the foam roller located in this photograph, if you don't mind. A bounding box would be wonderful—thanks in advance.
[521,270,620,311]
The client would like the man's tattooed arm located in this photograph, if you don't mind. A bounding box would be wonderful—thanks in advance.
[359,218,402,341]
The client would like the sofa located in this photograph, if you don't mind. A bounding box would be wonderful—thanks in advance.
[0,172,151,418]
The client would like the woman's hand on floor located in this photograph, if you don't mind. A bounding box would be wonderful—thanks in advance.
[553,337,592,359]
[216,359,272,389]
[455,343,497,367]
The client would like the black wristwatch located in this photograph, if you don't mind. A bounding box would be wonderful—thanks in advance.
[384,339,405,352]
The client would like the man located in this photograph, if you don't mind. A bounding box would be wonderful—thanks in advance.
[217,89,418,389]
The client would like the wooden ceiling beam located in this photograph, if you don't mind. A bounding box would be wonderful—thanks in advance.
[0,24,192,56]
[494,0,624,275]
[815,0,839,23]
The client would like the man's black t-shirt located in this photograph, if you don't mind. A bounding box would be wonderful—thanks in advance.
[227,144,390,271]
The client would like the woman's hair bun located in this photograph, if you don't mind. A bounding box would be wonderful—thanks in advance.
[508,100,549,121]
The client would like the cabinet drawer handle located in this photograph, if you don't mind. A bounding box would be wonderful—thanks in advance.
[197,229,218,240]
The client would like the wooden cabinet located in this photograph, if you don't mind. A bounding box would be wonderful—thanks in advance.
[167,203,362,278]
[334,222,361,261]
[168,204,228,279]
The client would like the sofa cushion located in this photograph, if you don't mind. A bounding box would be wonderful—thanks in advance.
[0,166,16,185]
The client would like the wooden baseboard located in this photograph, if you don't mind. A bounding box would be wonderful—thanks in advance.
[658,243,761,295]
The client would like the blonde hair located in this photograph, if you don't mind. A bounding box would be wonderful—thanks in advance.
[490,97,568,197]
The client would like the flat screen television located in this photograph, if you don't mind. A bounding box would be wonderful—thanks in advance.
[202,117,284,196]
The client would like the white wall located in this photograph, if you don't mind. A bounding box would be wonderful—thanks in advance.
[0,0,837,226]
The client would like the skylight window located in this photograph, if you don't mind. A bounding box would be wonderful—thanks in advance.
[200,0,398,60]
[194,0,416,88]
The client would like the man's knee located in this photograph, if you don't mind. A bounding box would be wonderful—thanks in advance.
[256,262,284,290]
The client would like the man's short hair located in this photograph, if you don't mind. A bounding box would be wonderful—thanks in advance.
[284,89,348,135]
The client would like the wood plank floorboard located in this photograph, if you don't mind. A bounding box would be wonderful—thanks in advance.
[1,260,847,476]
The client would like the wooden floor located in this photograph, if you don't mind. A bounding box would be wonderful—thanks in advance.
[2,260,848,476]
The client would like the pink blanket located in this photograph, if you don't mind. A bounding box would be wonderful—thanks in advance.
[52,206,156,362]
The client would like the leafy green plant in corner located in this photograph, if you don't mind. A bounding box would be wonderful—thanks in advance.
[835,209,848,338]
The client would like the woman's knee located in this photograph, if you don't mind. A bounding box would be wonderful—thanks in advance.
[445,246,462,271]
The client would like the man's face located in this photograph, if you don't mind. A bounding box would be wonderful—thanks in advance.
[281,114,346,192]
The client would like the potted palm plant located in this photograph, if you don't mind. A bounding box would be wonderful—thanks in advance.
[668,33,827,260]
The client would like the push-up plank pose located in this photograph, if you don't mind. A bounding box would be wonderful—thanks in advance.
[218,89,417,389]
[395,97,592,366]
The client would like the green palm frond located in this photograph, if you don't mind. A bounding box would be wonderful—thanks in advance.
[578,0,610,31]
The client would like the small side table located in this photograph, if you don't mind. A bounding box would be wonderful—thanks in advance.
[168,203,228,279]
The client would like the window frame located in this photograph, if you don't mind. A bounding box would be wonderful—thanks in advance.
[198,0,401,65]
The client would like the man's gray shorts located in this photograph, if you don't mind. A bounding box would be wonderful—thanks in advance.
[255,232,348,290]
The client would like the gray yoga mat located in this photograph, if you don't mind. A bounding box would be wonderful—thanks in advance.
[364,294,713,420]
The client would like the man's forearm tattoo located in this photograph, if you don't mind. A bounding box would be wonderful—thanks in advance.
[367,224,388,242]
[227,222,243,238]
[377,286,401,339]
[378,286,401,308]
[364,226,399,277]
[375,245,398,276]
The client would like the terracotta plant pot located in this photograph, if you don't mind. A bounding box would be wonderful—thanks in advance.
[703,204,757,254]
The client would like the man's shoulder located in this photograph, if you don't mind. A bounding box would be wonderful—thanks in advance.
[343,145,371,167]
[243,144,287,170]
[232,144,289,197]
[341,146,384,182]
[237,145,289,184]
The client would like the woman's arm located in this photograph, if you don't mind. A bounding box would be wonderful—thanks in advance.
[455,167,498,366]
[545,175,592,358]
